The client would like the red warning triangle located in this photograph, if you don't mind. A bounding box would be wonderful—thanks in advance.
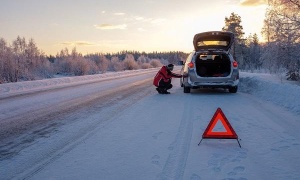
[202,108,238,139]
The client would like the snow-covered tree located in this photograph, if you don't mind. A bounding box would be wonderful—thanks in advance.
[262,0,300,80]
[54,47,98,76]
[123,54,138,70]
[222,12,245,62]
[0,36,52,82]
[244,34,262,71]
[110,56,123,71]
[149,59,163,68]
[0,38,16,83]
[98,55,109,73]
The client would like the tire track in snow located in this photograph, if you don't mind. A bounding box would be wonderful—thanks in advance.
[157,97,194,180]
[1,78,154,180]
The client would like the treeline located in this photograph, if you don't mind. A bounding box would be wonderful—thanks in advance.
[0,37,188,83]
[0,37,52,83]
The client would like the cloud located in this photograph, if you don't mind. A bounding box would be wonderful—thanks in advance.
[60,41,97,46]
[240,0,267,6]
[134,16,145,21]
[151,18,167,24]
[137,28,147,32]
[94,24,127,30]
[114,12,125,16]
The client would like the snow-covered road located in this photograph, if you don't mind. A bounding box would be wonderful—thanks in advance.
[0,69,156,140]
[1,69,300,180]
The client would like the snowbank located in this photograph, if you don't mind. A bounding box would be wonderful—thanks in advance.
[0,68,158,98]
[239,72,300,115]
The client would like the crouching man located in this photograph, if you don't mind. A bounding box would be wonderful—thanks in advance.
[153,64,183,94]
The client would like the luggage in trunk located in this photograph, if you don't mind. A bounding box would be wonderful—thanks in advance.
[196,55,231,77]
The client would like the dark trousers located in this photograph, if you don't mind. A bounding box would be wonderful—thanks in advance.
[158,80,173,90]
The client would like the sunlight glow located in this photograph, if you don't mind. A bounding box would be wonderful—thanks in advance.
[0,0,268,55]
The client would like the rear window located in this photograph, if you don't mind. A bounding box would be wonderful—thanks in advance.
[197,41,228,47]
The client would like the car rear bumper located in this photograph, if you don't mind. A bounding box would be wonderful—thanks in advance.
[183,71,239,88]
[186,80,239,88]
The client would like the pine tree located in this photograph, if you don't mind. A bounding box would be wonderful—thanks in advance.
[222,12,246,65]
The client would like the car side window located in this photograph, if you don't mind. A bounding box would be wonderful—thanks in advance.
[186,52,193,63]
[184,52,194,72]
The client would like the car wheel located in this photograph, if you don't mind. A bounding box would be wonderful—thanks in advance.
[184,86,191,93]
[229,86,238,93]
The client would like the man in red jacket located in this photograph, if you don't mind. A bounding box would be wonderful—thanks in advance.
[153,64,183,94]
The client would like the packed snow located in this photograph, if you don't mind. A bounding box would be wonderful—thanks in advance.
[0,69,158,98]
[1,68,300,180]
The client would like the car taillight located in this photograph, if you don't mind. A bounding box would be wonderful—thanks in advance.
[188,62,194,68]
[233,61,238,68]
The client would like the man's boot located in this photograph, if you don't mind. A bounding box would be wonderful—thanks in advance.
[161,88,170,94]
[156,88,163,94]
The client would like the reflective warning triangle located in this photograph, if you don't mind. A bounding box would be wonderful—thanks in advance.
[202,108,238,139]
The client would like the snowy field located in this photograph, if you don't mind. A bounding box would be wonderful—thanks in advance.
[1,68,300,180]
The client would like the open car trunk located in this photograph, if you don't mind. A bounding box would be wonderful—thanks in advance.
[195,54,231,77]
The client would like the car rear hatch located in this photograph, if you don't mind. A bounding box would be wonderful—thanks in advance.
[193,31,234,52]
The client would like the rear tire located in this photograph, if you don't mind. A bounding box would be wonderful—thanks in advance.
[229,86,238,93]
[184,86,191,93]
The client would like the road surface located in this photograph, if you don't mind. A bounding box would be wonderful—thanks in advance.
[1,69,300,180]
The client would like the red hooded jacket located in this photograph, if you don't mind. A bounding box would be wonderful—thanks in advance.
[153,66,182,87]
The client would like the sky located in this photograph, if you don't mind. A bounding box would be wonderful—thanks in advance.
[0,0,268,55]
